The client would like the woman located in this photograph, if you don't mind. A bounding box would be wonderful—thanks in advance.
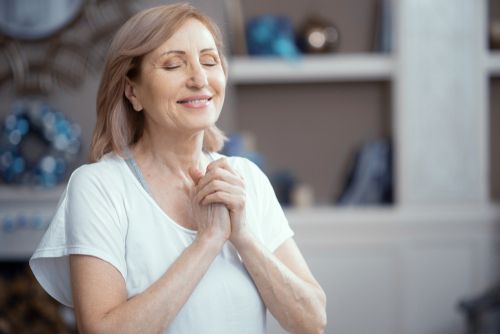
[30,3,326,333]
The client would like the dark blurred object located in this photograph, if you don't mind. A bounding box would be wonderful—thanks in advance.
[336,138,393,205]
[297,16,339,54]
[490,20,500,50]
[0,99,81,187]
[0,263,76,334]
[373,0,392,53]
[246,15,300,58]
[270,170,296,206]
[458,284,500,334]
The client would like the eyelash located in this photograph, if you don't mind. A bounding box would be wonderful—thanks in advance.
[163,59,218,70]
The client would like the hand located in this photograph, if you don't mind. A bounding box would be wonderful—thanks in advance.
[192,157,251,244]
[189,167,231,247]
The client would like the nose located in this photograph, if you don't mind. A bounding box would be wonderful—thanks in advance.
[187,62,208,89]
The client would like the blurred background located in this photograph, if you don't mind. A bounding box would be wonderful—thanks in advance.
[0,0,499,333]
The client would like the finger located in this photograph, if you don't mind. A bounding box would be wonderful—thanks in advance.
[208,159,245,185]
[206,157,240,177]
[201,191,246,212]
[194,179,244,204]
[196,167,244,192]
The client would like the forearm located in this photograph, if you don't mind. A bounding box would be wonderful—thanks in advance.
[82,235,222,334]
[233,235,326,334]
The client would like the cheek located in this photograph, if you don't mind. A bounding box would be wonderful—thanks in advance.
[147,73,178,96]
[213,73,227,99]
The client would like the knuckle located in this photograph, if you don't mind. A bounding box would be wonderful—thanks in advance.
[215,191,224,201]
[213,169,224,179]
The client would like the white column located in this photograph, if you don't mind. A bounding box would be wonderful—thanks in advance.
[394,0,488,206]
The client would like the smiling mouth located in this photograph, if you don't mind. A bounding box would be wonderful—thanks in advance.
[177,97,213,104]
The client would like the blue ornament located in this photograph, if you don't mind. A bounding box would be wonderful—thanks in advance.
[246,15,300,58]
[0,99,82,187]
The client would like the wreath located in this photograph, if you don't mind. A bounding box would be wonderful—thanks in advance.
[0,100,81,187]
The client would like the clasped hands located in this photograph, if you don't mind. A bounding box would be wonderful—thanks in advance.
[188,157,249,246]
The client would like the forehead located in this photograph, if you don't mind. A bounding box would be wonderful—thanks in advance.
[153,19,217,56]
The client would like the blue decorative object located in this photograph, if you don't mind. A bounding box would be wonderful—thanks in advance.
[246,15,300,58]
[0,99,81,187]
[1,213,48,233]
[222,133,265,169]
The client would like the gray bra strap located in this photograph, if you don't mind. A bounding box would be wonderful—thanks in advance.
[124,148,151,194]
[124,148,217,194]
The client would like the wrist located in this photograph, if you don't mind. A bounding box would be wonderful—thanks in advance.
[230,228,255,251]
[195,231,226,254]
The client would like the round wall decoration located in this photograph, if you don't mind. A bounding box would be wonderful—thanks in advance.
[0,100,81,187]
[0,0,136,95]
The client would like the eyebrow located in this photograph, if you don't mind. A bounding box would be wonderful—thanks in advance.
[159,48,216,58]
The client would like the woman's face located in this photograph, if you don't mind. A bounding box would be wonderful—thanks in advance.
[129,18,226,136]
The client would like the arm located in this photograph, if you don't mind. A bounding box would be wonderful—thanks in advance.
[232,236,326,334]
[70,232,222,334]
[70,168,231,334]
[195,158,327,333]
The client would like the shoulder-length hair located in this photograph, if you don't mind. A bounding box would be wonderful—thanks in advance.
[89,3,227,162]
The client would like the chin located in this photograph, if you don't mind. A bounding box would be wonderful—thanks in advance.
[186,119,217,133]
[194,112,220,126]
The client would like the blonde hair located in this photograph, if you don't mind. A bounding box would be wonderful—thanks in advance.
[89,3,227,162]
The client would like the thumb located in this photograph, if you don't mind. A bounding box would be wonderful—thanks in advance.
[188,166,203,185]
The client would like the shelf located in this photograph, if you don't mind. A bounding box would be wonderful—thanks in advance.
[487,51,500,76]
[228,54,394,84]
[285,205,500,244]
[0,185,65,206]
[284,205,500,225]
[0,184,64,260]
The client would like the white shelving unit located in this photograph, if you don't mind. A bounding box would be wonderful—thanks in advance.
[229,54,393,84]
[228,2,500,333]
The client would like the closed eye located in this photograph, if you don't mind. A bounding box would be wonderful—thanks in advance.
[164,64,181,70]
[201,54,218,67]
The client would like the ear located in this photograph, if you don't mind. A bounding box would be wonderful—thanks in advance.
[124,78,143,111]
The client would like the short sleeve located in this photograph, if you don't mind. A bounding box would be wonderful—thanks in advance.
[29,165,127,307]
[234,158,294,252]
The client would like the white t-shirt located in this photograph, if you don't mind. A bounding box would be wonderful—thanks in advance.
[29,152,294,334]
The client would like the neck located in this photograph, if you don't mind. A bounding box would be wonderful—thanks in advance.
[133,126,207,179]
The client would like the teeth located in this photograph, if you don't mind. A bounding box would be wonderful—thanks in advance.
[180,98,209,104]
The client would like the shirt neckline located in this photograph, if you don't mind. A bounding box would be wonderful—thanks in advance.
[114,151,219,235]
